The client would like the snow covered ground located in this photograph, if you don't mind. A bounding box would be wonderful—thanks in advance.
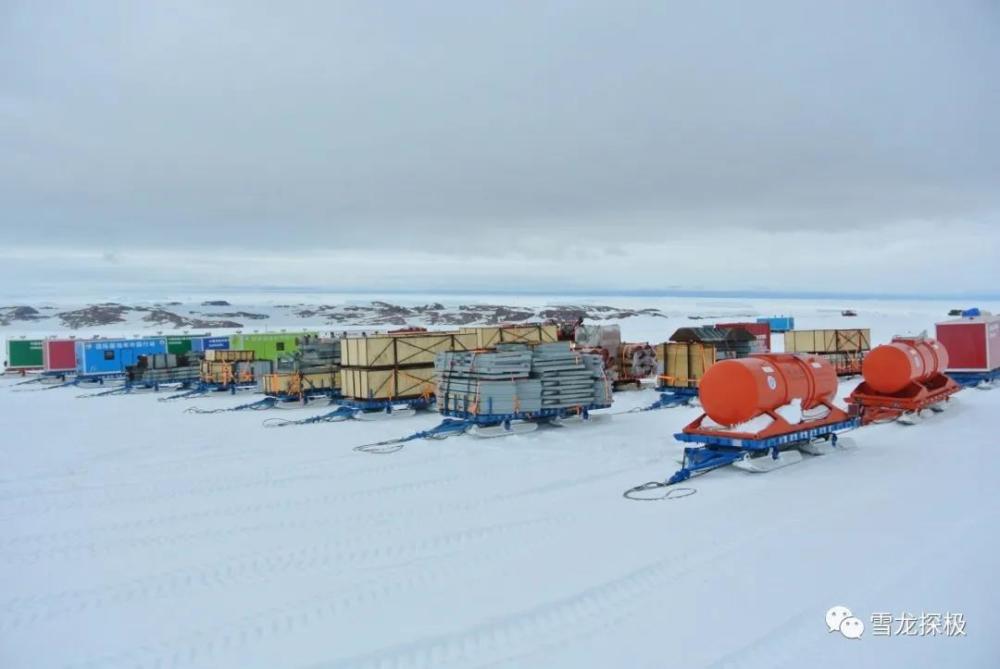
[1,296,998,667]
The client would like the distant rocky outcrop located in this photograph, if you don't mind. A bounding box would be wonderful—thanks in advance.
[198,311,269,320]
[0,306,46,326]
[57,304,134,328]
[2,300,672,331]
[141,309,244,329]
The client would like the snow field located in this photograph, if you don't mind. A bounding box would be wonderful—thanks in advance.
[1,297,998,667]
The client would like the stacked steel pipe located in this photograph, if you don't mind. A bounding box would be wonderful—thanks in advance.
[436,342,612,416]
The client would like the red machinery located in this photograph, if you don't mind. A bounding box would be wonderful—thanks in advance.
[847,336,960,424]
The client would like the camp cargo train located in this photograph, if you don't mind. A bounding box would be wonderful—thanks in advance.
[75,338,168,377]
[5,339,44,371]
[43,339,77,374]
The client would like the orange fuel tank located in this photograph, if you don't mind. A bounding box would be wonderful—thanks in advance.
[698,353,838,426]
[861,337,949,395]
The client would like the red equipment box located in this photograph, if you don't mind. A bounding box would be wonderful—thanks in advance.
[935,314,1000,372]
[43,339,77,373]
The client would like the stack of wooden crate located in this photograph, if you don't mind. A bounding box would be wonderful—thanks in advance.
[656,342,717,389]
[200,349,271,385]
[263,335,342,396]
[339,330,478,400]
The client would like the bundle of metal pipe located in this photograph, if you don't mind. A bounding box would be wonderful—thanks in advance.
[435,342,612,416]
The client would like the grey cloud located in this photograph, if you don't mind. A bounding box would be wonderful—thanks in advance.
[1,1,998,290]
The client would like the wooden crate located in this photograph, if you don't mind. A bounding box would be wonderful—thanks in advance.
[835,329,871,353]
[261,371,340,395]
[659,342,716,387]
[340,366,436,400]
[204,349,254,362]
[340,332,476,368]
[784,329,870,354]
[460,324,559,349]
[786,330,816,353]
[200,360,257,384]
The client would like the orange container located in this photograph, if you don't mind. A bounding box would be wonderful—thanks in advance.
[861,337,949,395]
[699,353,838,426]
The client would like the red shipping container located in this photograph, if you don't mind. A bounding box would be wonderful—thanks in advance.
[716,322,771,352]
[43,339,77,373]
[935,315,1000,372]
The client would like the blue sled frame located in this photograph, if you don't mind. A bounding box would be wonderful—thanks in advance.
[666,418,860,484]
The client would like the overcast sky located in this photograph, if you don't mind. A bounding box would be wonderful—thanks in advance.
[2,0,998,298]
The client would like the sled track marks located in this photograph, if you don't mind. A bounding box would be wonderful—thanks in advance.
[0,457,632,564]
[0,449,457,516]
[72,530,708,669]
[306,506,838,669]
[60,518,579,669]
[0,472,465,563]
[1,515,563,633]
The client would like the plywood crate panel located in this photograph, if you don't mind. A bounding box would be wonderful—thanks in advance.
[262,371,340,395]
[340,366,436,400]
[205,349,255,362]
[460,324,559,349]
[659,342,716,387]
[341,332,476,368]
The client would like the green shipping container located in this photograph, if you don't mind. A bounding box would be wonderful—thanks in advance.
[6,339,44,370]
[165,334,211,355]
[229,332,316,363]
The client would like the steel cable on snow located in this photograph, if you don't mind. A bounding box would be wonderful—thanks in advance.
[622,482,697,501]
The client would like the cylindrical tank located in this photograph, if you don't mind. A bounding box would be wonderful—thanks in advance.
[698,354,838,426]
[861,337,949,395]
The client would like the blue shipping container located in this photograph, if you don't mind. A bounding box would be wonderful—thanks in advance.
[75,338,168,376]
[192,336,231,352]
[756,316,795,332]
